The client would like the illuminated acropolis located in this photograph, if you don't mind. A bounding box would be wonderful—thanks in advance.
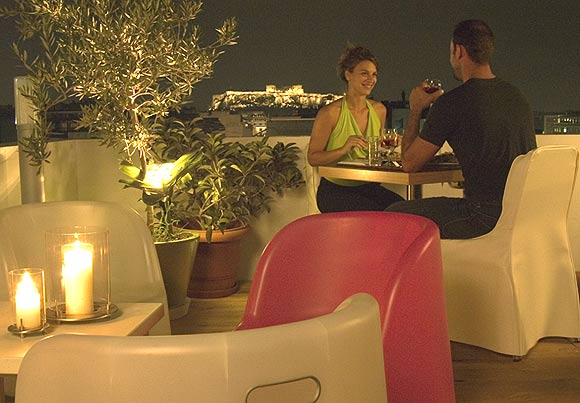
[210,85,341,112]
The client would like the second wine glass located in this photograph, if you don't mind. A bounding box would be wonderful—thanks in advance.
[380,129,401,158]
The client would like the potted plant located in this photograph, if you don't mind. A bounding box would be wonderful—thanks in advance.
[118,152,202,318]
[154,117,305,298]
[2,0,237,314]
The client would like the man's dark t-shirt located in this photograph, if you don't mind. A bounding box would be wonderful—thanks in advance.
[420,78,537,203]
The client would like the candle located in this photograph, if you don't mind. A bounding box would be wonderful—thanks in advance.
[62,240,94,315]
[15,271,42,330]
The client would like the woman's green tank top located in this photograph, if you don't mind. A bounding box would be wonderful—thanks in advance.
[325,98,381,186]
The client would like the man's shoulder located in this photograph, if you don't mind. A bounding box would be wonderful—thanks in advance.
[433,82,469,104]
[482,78,531,108]
[465,77,523,94]
[440,78,527,105]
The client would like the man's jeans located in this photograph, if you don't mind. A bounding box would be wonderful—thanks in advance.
[385,197,502,239]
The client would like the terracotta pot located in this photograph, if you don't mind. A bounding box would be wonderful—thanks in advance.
[155,232,199,319]
[187,226,249,298]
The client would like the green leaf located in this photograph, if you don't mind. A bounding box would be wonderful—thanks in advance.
[142,191,165,206]
[119,160,143,180]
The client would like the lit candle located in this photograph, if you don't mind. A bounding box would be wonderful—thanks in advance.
[15,271,42,330]
[62,239,94,315]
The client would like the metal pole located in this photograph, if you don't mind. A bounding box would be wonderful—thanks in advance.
[14,76,45,204]
[406,184,422,200]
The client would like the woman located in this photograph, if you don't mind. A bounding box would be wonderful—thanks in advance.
[308,46,403,212]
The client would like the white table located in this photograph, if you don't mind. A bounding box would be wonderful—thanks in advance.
[0,302,164,402]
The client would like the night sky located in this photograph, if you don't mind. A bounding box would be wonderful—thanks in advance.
[1,0,579,112]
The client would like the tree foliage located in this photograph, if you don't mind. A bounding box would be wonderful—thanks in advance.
[1,0,237,167]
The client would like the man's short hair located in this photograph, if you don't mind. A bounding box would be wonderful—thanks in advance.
[452,20,495,65]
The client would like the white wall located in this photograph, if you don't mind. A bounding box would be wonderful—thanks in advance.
[0,140,144,208]
[0,146,20,208]
[1,135,579,280]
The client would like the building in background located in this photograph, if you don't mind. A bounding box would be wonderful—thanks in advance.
[383,91,410,131]
[210,84,339,115]
[208,85,341,137]
[544,114,580,134]
[241,112,268,137]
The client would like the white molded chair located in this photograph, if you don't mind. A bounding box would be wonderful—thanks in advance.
[536,135,580,271]
[0,200,170,335]
[441,145,580,356]
[15,293,387,403]
[304,158,321,215]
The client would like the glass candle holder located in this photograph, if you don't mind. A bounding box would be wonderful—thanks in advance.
[8,268,48,335]
[45,226,116,322]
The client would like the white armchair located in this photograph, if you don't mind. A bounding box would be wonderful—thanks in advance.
[441,145,580,356]
[14,293,386,403]
[0,200,170,335]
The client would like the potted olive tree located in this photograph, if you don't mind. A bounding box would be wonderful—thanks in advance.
[1,0,237,316]
[154,117,305,298]
[118,151,202,317]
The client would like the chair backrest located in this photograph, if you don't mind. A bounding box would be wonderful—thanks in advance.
[238,211,455,403]
[496,145,578,236]
[536,136,580,270]
[0,200,170,335]
[15,293,387,403]
[493,145,578,338]
[492,145,578,274]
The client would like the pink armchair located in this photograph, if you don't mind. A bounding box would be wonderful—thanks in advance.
[237,211,456,403]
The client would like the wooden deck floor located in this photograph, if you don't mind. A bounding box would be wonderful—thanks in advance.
[171,281,580,403]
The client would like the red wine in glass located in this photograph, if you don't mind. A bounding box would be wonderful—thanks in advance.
[381,137,398,148]
[421,79,443,119]
[424,78,443,94]
[381,129,400,156]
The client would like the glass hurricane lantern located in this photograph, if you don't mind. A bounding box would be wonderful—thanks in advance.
[8,268,49,336]
[45,226,117,322]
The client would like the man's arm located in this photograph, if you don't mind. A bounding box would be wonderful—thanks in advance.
[401,83,443,172]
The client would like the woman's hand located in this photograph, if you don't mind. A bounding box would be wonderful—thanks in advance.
[340,135,367,154]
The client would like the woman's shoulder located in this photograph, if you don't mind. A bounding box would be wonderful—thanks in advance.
[316,97,343,119]
[368,98,386,113]
[324,97,344,111]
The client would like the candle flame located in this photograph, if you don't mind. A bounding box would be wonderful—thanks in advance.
[16,272,40,308]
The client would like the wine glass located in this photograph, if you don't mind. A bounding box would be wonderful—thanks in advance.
[380,129,400,158]
[423,78,443,94]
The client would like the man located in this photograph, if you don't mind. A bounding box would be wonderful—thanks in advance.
[386,19,536,239]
